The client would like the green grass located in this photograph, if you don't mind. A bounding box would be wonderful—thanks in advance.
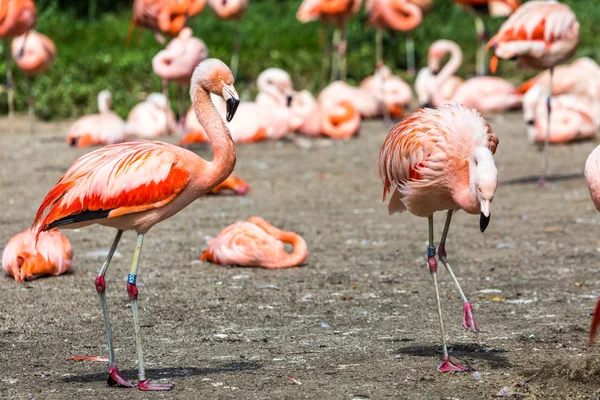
[1,0,599,120]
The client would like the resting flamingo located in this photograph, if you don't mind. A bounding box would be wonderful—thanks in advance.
[453,0,519,75]
[67,90,126,148]
[11,29,56,135]
[125,93,178,139]
[523,85,600,144]
[33,59,239,391]
[201,217,307,268]
[128,0,206,44]
[416,40,521,113]
[297,0,362,82]
[487,0,579,185]
[585,146,600,345]
[1,0,36,118]
[209,172,249,195]
[3,229,72,283]
[207,0,248,77]
[378,103,498,371]
[365,0,423,76]
[360,64,413,120]
[319,80,381,119]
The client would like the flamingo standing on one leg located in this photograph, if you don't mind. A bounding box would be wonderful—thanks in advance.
[378,102,499,371]
[10,29,55,135]
[487,0,579,185]
[453,0,519,75]
[207,0,248,78]
[32,58,239,391]
[585,146,600,344]
[201,217,307,268]
[3,229,72,283]
[0,0,36,119]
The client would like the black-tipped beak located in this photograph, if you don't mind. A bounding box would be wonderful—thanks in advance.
[480,212,491,233]
[526,119,534,126]
[69,137,78,147]
[226,98,239,122]
[287,95,293,107]
[421,102,434,109]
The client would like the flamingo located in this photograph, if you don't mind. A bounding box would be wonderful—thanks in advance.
[487,0,578,185]
[297,0,362,82]
[207,0,249,78]
[209,172,249,195]
[128,0,206,44]
[585,146,600,345]
[360,64,413,119]
[416,40,521,113]
[32,58,239,391]
[0,0,36,118]
[67,90,126,148]
[152,27,208,124]
[201,217,307,268]
[522,84,600,144]
[3,229,72,283]
[378,102,498,371]
[453,0,520,75]
[365,0,424,76]
[319,80,380,118]
[125,93,178,139]
[11,29,56,135]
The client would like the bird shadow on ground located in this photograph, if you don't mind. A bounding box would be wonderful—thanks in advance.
[62,362,262,383]
[395,343,509,370]
[501,172,583,185]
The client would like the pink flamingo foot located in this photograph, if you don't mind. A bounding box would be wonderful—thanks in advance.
[138,380,175,391]
[437,357,471,372]
[107,365,135,388]
[462,302,479,333]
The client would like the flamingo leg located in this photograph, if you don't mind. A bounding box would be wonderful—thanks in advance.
[162,79,170,135]
[339,24,347,82]
[375,29,383,67]
[319,24,332,90]
[539,66,554,186]
[94,230,134,388]
[27,76,35,136]
[437,210,478,333]
[427,215,471,373]
[127,233,174,391]
[230,22,242,79]
[330,27,341,82]
[4,38,14,119]
[474,16,487,76]
[405,32,416,76]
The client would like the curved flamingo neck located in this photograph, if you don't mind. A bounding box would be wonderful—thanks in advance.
[381,0,422,31]
[191,86,236,189]
[249,217,307,268]
[433,42,463,90]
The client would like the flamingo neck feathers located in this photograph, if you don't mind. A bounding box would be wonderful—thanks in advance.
[434,42,462,91]
[381,0,422,31]
[191,85,236,189]
[452,147,495,214]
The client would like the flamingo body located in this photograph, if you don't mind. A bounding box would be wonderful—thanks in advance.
[125,93,178,138]
[11,30,56,75]
[131,0,206,40]
[366,0,422,32]
[152,27,208,86]
[207,0,248,20]
[0,0,35,38]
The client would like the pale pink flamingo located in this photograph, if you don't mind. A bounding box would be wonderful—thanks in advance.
[523,84,600,144]
[487,0,579,185]
[360,64,413,119]
[416,40,522,113]
[33,59,239,391]
[585,147,600,345]
[254,68,293,140]
[201,217,307,268]
[207,0,249,77]
[378,102,499,371]
[453,0,520,75]
[128,0,206,44]
[152,27,208,121]
[3,229,72,283]
[365,0,423,75]
[11,29,56,135]
[67,90,126,148]
[125,93,178,139]
[1,0,36,118]
[209,172,249,195]
[319,80,380,118]
[297,0,362,82]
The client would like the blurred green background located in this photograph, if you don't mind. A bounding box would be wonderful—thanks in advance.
[0,0,597,120]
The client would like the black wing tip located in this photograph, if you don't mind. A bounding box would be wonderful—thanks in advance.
[47,209,113,230]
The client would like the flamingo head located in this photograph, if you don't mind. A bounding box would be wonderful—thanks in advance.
[471,147,498,232]
[257,68,295,107]
[97,90,112,113]
[146,93,169,111]
[191,58,239,121]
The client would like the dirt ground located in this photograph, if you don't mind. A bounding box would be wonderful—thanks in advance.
[1,112,600,400]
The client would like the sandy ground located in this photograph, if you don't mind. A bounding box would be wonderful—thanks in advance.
[1,113,600,399]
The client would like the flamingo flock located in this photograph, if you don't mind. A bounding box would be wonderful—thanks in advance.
[5,0,600,392]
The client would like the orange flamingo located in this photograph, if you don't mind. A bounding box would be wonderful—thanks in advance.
[207,0,248,77]
[378,102,499,372]
[365,0,424,75]
[128,0,206,44]
[487,0,579,185]
[297,0,362,82]
[201,217,307,268]
[453,0,520,75]
[585,146,600,345]
[33,58,239,391]
[11,29,56,135]
[3,229,72,283]
[152,27,208,121]
[125,93,178,139]
[209,172,249,195]
[67,90,126,148]
[1,0,36,118]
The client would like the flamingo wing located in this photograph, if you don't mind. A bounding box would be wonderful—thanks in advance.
[33,141,190,235]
